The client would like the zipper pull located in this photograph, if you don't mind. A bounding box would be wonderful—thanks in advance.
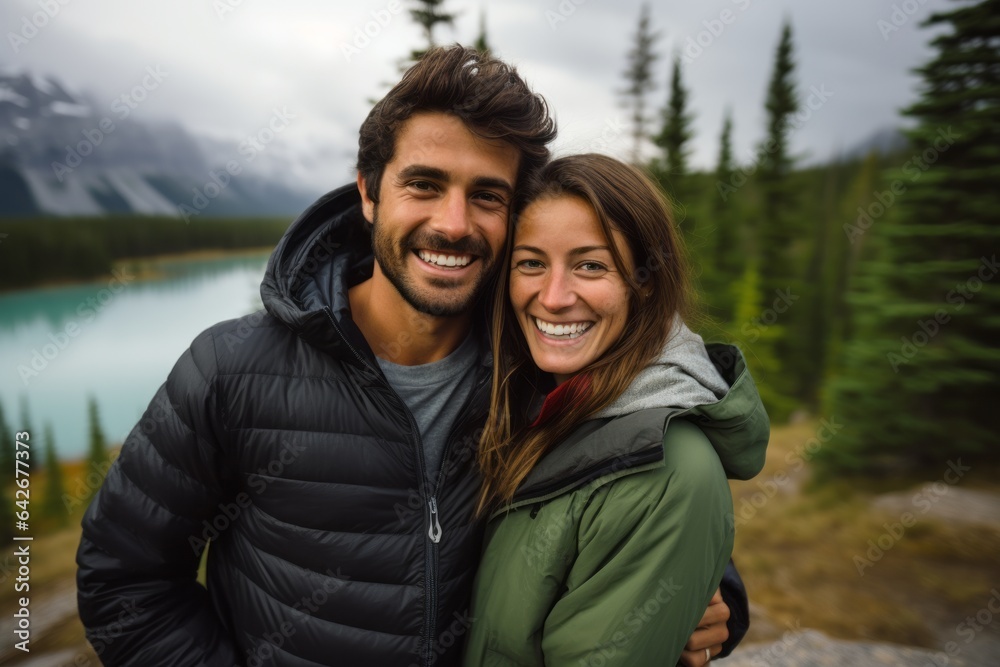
[427,497,442,543]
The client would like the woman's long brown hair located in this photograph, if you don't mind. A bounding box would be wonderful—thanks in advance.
[477,154,694,515]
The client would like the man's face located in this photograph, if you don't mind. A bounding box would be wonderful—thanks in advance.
[359,112,520,317]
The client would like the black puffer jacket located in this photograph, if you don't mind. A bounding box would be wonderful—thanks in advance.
[77,184,491,667]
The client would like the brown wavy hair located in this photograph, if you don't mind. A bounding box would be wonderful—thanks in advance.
[477,154,694,514]
[357,44,556,202]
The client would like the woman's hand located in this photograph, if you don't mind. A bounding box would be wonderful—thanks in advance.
[679,589,730,666]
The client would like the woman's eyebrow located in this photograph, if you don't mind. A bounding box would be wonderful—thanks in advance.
[512,245,611,255]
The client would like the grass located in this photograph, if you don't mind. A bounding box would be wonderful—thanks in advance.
[731,421,1000,648]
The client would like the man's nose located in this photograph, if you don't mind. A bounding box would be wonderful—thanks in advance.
[429,191,474,241]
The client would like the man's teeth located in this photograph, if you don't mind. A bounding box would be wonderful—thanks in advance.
[418,250,472,267]
[535,318,592,338]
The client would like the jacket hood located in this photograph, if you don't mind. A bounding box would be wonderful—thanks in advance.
[512,327,769,504]
[595,316,729,418]
[259,183,379,363]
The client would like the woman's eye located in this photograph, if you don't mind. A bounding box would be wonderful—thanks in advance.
[514,259,544,272]
[579,261,608,273]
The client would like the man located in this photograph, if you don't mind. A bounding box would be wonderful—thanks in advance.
[77,45,746,667]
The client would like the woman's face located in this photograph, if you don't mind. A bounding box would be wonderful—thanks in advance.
[509,195,633,386]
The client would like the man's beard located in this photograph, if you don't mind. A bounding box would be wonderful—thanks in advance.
[370,207,496,317]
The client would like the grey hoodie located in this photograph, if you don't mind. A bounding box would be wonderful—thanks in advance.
[595,315,729,418]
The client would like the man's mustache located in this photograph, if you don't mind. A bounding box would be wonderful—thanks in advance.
[405,233,492,260]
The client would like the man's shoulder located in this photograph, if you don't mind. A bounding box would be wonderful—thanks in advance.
[189,309,309,376]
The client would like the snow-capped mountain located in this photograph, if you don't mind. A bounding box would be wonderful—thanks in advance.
[0,69,319,217]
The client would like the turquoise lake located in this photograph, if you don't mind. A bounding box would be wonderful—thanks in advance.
[0,252,270,459]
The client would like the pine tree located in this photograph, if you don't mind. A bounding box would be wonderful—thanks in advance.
[756,21,800,300]
[19,396,38,472]
[87,396,108,472]
[753,21,801,404]
[407,0,457,63]
[0,484,13,542]
[0,401,14,481]
[727,264,797,422]
[654,55,694,181]
[705,110,745,318]
[620,4,659,164]
[473,8,491,56]
[1,401,18,540]
[819,0,1000,473]
[41,423,67,525]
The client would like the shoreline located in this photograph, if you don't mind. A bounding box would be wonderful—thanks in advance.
[0,246,274,295]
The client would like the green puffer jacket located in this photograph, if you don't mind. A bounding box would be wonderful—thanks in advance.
[463,342,769,667]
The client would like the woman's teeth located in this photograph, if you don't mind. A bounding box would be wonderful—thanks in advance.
[418,250,472,268]
[535,317,592,339]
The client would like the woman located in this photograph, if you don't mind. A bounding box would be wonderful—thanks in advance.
[463,154,769,666]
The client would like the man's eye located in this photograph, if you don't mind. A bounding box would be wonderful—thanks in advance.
[409,181,434,191]
[476,192,507,207]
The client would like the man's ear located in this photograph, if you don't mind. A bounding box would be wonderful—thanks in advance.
[357,172,375,223]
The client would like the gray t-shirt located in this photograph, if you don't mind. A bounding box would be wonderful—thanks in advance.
[376,334,480,484]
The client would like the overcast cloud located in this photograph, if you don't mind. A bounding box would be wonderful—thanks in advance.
[1,0,951,193]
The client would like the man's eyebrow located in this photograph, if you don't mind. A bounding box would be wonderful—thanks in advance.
[396,164,448,181]
[395,165,513,195]
[472,176,514,196]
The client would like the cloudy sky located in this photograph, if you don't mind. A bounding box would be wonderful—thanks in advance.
[1,0,951,194]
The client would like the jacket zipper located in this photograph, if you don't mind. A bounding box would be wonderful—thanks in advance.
[323,307,493,667]
[321,308,441,665]
[421,364,489,665]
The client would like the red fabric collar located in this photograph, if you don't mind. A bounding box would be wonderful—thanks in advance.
[530,374,592,428]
